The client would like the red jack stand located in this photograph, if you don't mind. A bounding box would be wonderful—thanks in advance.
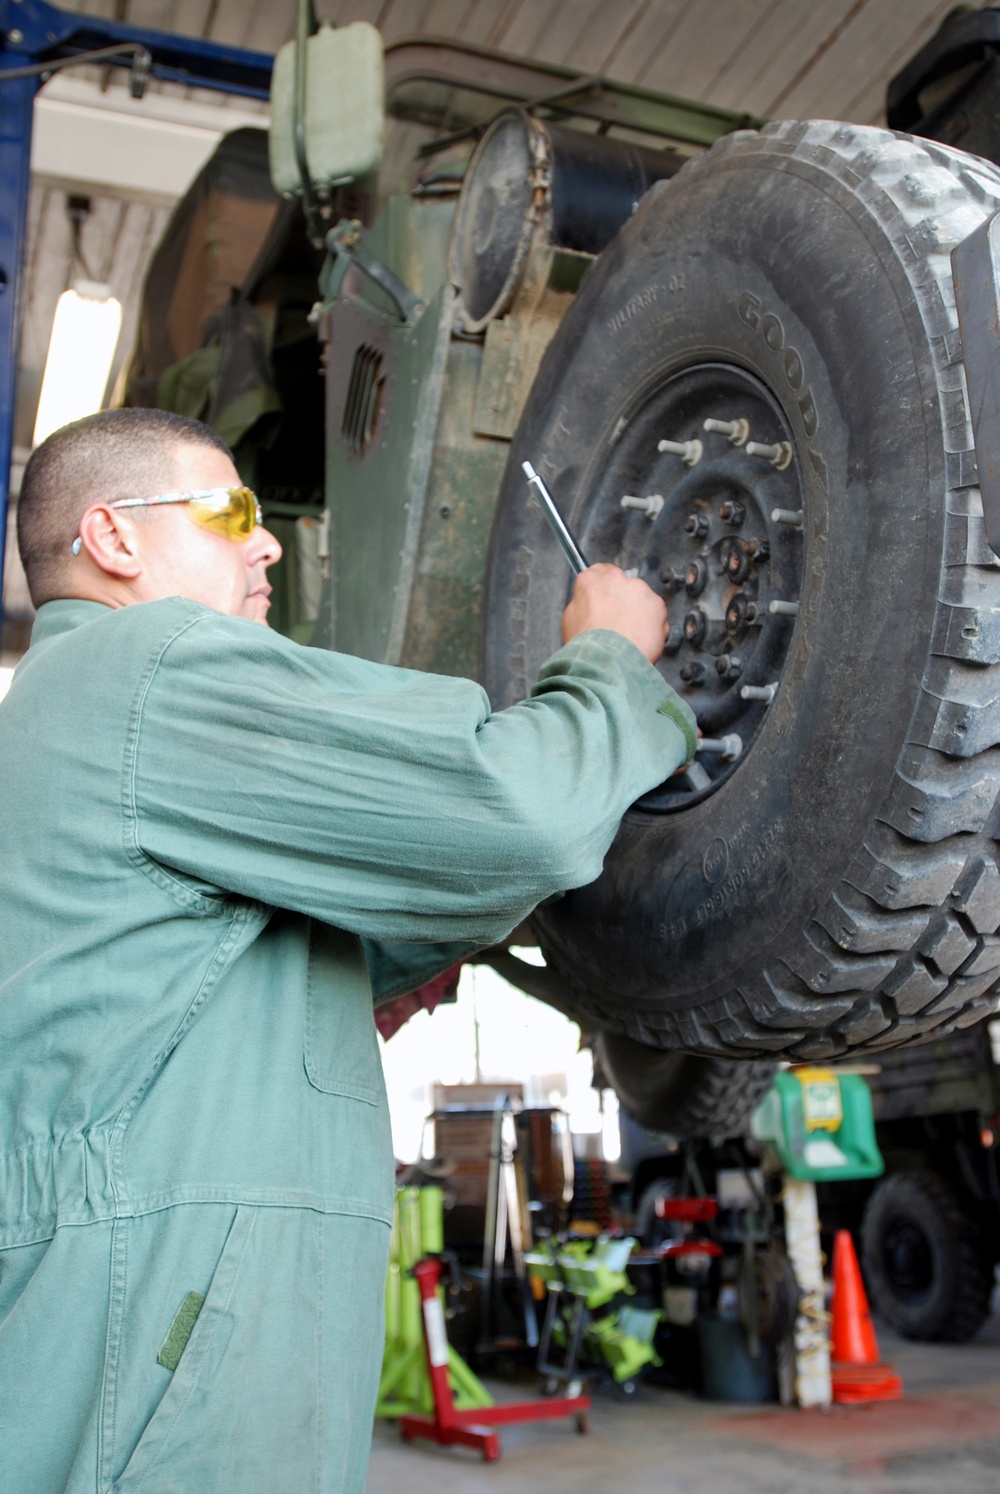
[398,1257,591,1462]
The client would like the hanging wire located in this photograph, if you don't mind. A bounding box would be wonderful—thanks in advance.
[0,43,152,92]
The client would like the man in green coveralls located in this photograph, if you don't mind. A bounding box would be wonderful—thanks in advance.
[0,408,695,1492]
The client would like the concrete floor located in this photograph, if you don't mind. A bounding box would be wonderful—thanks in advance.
[366,1311,1000,1493]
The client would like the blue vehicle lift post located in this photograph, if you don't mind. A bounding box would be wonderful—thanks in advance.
[0,0,274,610]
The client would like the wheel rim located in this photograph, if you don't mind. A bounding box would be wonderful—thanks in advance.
[882,1216,934,1302]
[577,362,806,812]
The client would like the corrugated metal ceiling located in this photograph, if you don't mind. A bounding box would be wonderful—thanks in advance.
[0,0,968,637]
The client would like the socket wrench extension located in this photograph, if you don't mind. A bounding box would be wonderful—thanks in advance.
[522,461,589,573]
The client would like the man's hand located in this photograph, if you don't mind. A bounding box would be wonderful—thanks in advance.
[561,563,669,664]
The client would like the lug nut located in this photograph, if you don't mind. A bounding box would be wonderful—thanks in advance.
[741,683,777,703]
[726,594,759,635]
[768,599,800,617]
[703,417,749,446]
[683,608,708,647]
[685,559,707,595]
[724,541,750,582]
[744,537,770,562]
[746,440,793,470]
[716,654,744,681]
[621,493,664,519]
[679,661,707,686]
[718,498,746,525]
[772,507,804,529]
[684,761,712,791]
[684,513,709,538]
[658,438,703,466]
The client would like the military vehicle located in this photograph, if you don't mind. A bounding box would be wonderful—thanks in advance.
[846,1017,1000,1342]
[123,3,1000,1139]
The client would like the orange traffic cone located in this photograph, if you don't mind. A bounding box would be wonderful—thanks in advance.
[829,1229,903,1405]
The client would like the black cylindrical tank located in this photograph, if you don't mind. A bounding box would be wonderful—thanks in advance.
[449,108,683,331]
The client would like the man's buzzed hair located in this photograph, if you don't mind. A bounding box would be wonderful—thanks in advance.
[17,408,234,606]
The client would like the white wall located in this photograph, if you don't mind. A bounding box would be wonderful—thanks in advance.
[379,954,620,1163]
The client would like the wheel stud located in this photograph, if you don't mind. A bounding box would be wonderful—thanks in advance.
[744,537,770,563]
[683,608,708,646]
[740,683,777,702]
[697,733,743,761]
[620,493,664,519]
[768,599,799,617]
[685,512,709,538]
[746,440,793,470]
[658,437,703,466]
[679,661,707,686]
[685,559,707,595]
[718,498,746,525]
[716,653,743,681]
[703,417,749,446]
[771,507,804,529]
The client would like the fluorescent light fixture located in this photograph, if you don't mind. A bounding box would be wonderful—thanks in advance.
[32,279,123,447]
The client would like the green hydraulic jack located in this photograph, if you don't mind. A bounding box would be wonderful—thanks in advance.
[376,1185,494,1419]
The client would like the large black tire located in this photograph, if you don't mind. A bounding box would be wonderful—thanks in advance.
[596,1032,774,1137]
[483,120,1000,1060]
[861,1169,993,1341]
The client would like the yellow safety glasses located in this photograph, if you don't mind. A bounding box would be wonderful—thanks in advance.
[71,486,263,554]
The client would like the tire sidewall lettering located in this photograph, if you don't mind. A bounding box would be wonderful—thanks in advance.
[738,292,819,442]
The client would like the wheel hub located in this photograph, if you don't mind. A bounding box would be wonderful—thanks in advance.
[883,1218,934,1301]
[579,363,806,811]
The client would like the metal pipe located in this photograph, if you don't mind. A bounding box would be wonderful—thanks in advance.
[292,0,323,246]
[0,69,35,610]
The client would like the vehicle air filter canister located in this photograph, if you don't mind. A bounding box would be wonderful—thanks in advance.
[449,108,681,331]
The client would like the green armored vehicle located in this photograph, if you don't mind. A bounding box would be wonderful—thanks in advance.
[843,1020,1000,1343]
[125,9,1000,1139]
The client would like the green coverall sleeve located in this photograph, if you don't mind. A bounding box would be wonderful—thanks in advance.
[132,610,696,950]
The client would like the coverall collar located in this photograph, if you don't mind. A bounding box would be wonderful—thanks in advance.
[30,597,112,648]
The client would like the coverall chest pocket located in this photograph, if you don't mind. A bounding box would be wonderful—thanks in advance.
[304,923,382,1104]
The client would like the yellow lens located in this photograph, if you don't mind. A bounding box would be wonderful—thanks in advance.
[187,488,258,540]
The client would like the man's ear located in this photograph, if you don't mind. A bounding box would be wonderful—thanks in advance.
[75,504,143,579]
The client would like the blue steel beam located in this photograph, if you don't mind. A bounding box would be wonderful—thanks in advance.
[0,67,36,613]
[0,0,274,611]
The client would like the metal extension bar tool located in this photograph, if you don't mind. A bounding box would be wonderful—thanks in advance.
[522,461,589,573]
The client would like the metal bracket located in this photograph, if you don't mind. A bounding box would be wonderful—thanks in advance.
[416,72,603,159]
[318,219,424,324]
[952,210,1000,558]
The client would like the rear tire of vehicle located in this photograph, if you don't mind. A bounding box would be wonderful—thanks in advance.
[596,1033,774,1137]
[860,1169,993,1341]
[482,120,1000,1060]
